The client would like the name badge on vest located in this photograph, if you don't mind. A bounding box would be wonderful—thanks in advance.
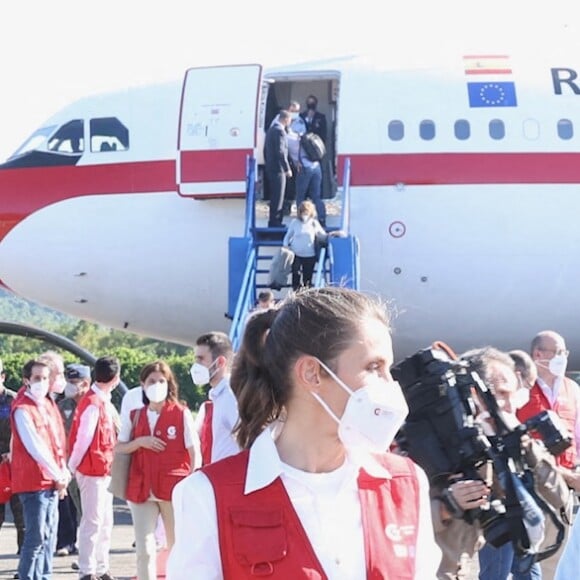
[167,426,177,440]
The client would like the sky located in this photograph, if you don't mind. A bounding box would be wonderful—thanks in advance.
[0,0,578,161]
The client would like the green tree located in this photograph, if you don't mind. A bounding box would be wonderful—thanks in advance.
[0,290,208,410]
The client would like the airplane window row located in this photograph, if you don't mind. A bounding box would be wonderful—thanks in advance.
[388,119,574,141]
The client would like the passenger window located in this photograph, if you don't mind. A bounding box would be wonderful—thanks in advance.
[489,119,505,140]
[419,120,435,140]
[454,120,470,140]
[523,119,540,140]
[557,119,573,140]
[48,120,84,153]
[388,120,404,141]
[90,117,130,152]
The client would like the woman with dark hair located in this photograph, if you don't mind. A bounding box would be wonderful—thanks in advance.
[116,360,198,580]
[168,287,440,579]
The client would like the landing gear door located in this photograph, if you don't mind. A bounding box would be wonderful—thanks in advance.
[177,64,262,198]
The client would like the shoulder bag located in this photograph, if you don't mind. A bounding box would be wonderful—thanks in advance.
[108,408,141,500]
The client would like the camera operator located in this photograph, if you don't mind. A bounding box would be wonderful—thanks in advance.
[428,347,571,580]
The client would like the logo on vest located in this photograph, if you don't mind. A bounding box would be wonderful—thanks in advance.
[167,425,177,440]
[385,524,416,558]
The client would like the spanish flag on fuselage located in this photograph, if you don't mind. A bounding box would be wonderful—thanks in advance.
[463,55,512,75]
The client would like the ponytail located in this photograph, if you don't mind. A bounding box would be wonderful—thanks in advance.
[232,309,288,448]
[232,287,391,448]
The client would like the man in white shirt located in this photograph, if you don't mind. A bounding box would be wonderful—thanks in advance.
[11,358,70,580]
[68,356,120,580]
[517,330,580,579]
[518,330,580,483]
[190,332,240,465]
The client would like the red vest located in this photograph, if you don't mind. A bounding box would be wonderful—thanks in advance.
[204,450,420,579]
[517,379,577,469]
[126,402,192,502]
[69,389,116,476]
[200,400,214,466]
[10,395,65,493]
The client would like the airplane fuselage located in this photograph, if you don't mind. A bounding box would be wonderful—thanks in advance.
[2,53,580,363]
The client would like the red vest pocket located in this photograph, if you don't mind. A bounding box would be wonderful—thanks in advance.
[230,506,287,574]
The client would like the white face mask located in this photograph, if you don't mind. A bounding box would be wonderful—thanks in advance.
[548,354,568,377]
[64,382,79,399]
[52,375,67,394]
[190,361,217,386]
[29,380,49,401]
[145,381,168,403]
[312,359,409,452]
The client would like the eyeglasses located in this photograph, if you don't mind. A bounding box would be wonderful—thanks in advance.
[538,348,569,357]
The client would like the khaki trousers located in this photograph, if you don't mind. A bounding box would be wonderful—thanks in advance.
[128,499,175,580]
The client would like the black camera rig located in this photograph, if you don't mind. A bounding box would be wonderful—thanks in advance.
[391,342,571,570]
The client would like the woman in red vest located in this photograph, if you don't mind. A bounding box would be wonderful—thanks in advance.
[168,287,441,579]
[116,361,198,580]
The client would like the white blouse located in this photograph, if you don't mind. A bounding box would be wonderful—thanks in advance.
[167,426,440,579]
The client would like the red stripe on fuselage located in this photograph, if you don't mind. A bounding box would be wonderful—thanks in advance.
[0,159,175,239]
[337,152,580,186]
[2,151,580,244]
[180,149,253,181]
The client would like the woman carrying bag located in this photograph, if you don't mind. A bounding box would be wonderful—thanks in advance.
[283,200,335,290]
[115,360,199,580]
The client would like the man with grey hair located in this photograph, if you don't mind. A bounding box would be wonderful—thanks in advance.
[517,331,580,579]
[518,331,580,484]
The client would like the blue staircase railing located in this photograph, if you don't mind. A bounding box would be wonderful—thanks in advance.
[228,156,358,351]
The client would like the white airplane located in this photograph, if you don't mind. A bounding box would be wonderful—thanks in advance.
[1,52,580,362]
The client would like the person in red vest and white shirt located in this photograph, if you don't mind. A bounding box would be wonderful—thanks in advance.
[10,358,70,580]
[68,356,120,580]
[116,360,199,580]
[190,332,240,466]
[168,287,441,579]
[517,330,580,490]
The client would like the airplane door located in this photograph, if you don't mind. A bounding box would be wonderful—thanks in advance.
[177,64,262,198]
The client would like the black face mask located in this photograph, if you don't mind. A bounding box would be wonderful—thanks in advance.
[306,102,316,111]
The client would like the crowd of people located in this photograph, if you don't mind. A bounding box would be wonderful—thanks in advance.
[1,287,580,579]
[264,96,340,293]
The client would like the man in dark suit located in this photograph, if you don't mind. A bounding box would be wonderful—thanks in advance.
[264,110,292,227]
[300,95,327,144]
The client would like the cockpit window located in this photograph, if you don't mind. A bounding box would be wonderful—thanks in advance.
[9,125,58,158]
[90,117,129,152]
[48,119,84,153]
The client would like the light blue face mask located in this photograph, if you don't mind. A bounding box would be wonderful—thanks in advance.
[311,359,409,452]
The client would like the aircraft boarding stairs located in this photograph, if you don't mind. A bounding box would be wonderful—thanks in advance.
[227,158,359,351]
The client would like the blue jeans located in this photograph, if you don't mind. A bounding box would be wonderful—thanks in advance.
[296,163,325,224]
[478,541,542,580]
[18,489,59,580]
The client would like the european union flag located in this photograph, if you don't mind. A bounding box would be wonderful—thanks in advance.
[467,82,517,107]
